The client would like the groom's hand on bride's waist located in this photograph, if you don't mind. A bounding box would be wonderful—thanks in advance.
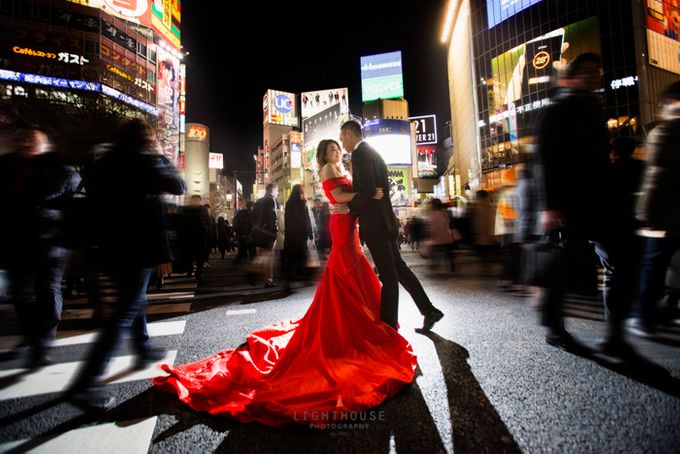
[332,204,350,215]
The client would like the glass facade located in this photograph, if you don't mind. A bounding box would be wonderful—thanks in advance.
[467,0,640,185]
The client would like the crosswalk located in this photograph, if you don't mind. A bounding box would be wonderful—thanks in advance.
[0,273,198,453]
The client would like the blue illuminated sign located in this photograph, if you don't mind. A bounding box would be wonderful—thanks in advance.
[0,69,99,91]
[0,68,157,115]
[487,0,543,29]
[274,94,293,113]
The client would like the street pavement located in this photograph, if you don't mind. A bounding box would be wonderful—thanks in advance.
[0,249,679,453]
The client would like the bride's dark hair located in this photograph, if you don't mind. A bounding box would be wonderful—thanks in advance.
[316,139,341,173]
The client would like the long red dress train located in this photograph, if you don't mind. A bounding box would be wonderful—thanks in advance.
[153,176,417,428]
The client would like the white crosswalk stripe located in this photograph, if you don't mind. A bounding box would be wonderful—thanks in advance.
[0,417,158,454]
[0,350,177,401]
[0,321,187,351]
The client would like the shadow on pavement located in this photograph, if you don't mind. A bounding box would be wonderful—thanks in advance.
[589,353,680,398]
[419,332,521,453]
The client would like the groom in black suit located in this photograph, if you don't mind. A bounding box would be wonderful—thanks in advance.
[340,120,444,332]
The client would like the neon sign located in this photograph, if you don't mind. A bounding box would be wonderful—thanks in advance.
[187,125,208,141]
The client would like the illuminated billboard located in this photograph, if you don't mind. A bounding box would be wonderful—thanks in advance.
[410,114,438,145]
[363,119,412,165]
[67,0,181,49]
[487,0,543,29]
[208,152,223,169]
[646,0,680,74]
[301,88,349,119]
[360,51,404,102]
[302,103,344,171]
[417,145,438,177]
[387,167,411,207]
[289,131,303,170]
[157,46,180,163]
[187,124,208,142]
[488,16,600,140]
[263,89,299,127]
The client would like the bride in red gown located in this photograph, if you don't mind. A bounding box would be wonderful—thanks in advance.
[153,139,417,428]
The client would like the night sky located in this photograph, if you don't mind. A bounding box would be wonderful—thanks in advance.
[182,1,450,194]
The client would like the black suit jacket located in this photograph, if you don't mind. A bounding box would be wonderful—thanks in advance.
[348,141,398,240]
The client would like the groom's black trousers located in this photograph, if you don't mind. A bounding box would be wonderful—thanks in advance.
[365,235,434,329]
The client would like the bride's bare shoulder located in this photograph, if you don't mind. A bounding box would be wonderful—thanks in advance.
[320,163,343,181]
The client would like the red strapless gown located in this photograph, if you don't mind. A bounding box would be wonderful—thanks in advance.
[153,176,416,428]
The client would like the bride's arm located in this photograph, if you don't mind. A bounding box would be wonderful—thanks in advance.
[322,164,382,202]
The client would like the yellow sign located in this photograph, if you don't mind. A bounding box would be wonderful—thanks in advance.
[187,125,208,142]
[532,50,550,69]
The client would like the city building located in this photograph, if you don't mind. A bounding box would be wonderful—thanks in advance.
[185,122,209,199]
[0,0,182,164]
[441,0,665,193]
[261,89,297,202]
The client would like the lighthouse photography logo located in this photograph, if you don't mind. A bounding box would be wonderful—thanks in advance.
[293,410,386,430]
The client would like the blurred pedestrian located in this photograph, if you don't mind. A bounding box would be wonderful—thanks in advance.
[318,201,332,259]
[216,216,234,259]
[284,184,313,290]
[181,195,211,282]
[629,81,680,337]
[64,118,185,411]
[534,52,637,357]
[251,183,278,287]
[0,126,80,368]
[233,201,255,265]
[425,198,458,274]
[469,190,497,266]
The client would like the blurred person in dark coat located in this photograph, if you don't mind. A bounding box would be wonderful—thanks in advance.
[252,183,279,287]
[64,119,185,411]
[628,81,680,337]
[0,126,79,368]
[181,195,211,282]
[283,184,313,290]
[216,216,234,259]
[534,53,637,358]
[318,201,332,258]
[233,201,255,264]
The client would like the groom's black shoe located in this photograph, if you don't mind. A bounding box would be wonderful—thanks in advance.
[416,308,444,333]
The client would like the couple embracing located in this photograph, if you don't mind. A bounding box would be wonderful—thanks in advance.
[154,121,444,428]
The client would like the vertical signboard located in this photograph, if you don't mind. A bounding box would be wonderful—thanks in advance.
[157,46,180,164]
[289,131,303,169]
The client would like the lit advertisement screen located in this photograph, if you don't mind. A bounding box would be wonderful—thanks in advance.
[360,51,404,102]
[301,88,349,119]
[157,47,180,164]
[387,167,411,207]
[302,103,343,171]
[363,119,412,165]
[487,16,600,140]
[646,0,680,74]
[417,145,438,177]
[487,0,543,29]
